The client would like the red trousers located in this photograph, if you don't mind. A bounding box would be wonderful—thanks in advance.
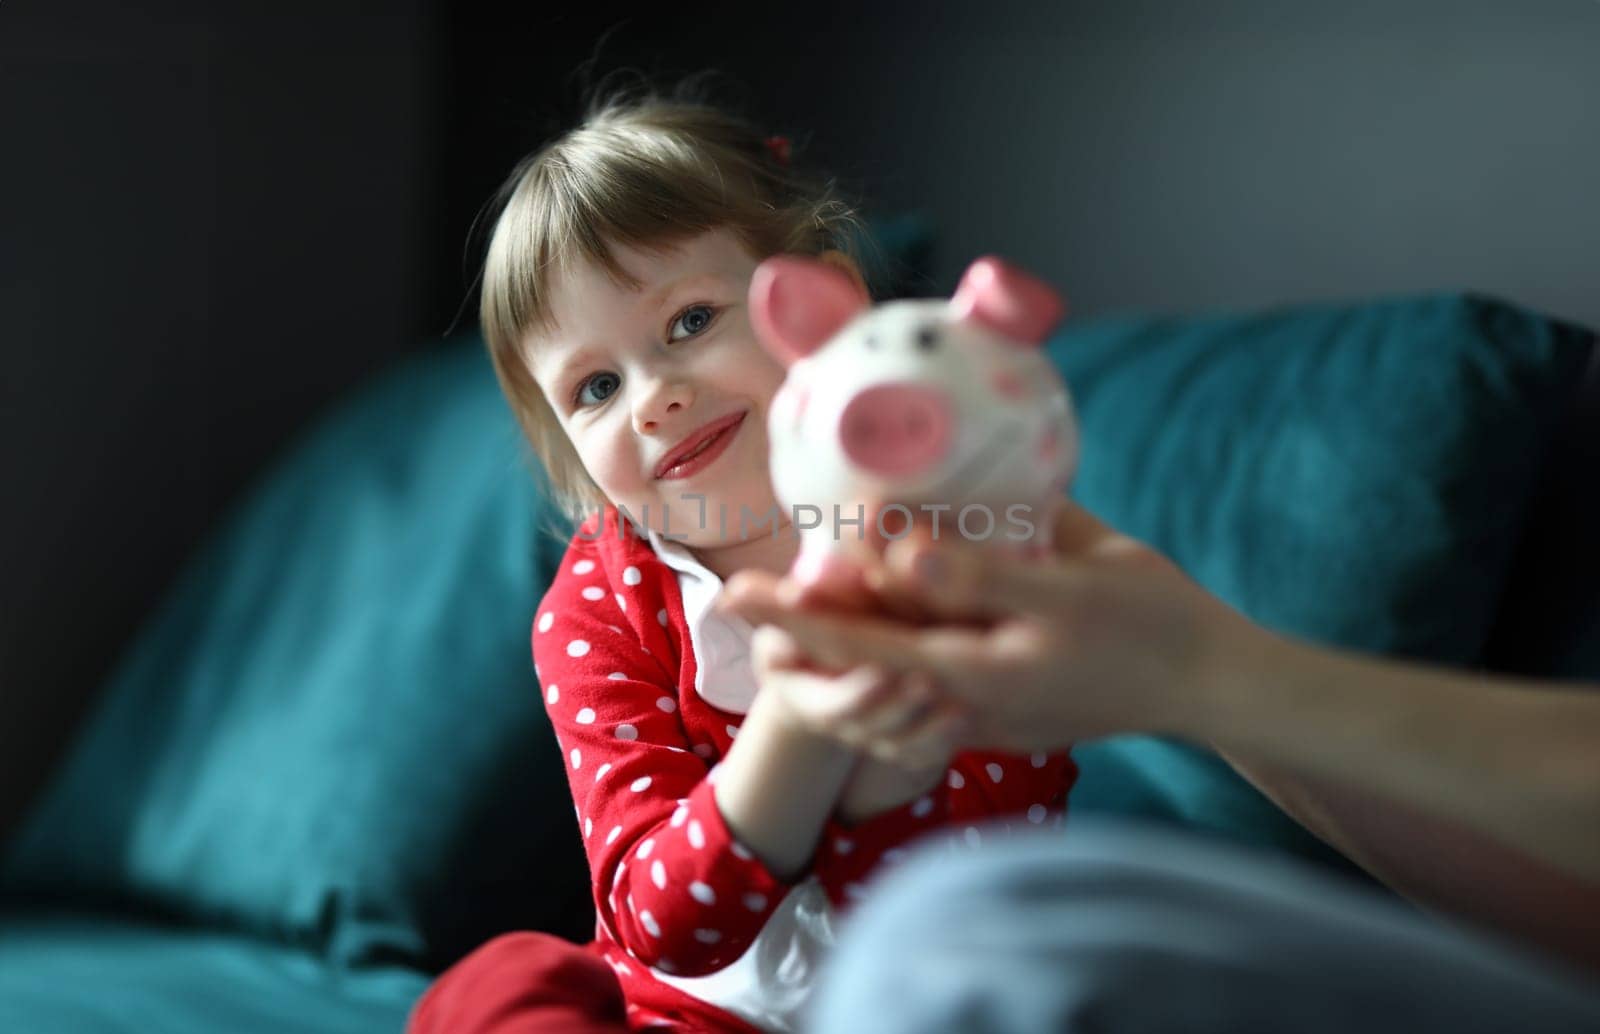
[407,933,632,1034]
[406,933,764,1033]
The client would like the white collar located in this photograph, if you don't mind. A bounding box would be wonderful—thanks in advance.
[646,530,760,715]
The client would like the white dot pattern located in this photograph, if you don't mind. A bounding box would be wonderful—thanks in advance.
[537,542,1076,974]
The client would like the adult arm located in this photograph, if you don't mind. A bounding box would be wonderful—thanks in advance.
[1208,637,1600,968]
[720,504,1600,961]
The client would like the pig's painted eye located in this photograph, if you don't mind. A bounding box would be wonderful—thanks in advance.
[916,327,940,351]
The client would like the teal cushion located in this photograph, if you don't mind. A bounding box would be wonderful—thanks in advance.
[0,216,937,971]
[1049,293,1596,859]
[1,343,591,969]
[0,908,427,1033]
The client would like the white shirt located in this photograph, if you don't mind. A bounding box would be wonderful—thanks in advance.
[646,528,763,715]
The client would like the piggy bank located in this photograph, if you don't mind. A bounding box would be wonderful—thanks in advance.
[748,254,1079,591]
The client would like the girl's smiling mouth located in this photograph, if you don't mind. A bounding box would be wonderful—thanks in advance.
[654,411,748,480]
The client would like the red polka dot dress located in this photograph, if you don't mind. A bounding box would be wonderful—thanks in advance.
[533,507,1077,1033]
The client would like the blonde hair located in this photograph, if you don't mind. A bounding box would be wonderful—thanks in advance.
[479,80,871,523]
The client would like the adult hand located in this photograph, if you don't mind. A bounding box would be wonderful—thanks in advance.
[721,503,1257,753]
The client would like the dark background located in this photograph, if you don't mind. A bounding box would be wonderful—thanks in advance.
[4,0,1598,845]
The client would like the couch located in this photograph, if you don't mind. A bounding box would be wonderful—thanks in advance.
[3,256,1596,1030]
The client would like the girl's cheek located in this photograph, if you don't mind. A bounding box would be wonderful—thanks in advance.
[564,422,613,487]
[595,424,645,491]
[741,347,787,403]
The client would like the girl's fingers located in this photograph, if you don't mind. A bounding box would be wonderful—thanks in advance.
[755,649,969,760]
[866,693,972,769]
[768,662,900,740]
[840,670,936,741]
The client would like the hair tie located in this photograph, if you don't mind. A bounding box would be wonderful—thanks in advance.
[764,135,792,167]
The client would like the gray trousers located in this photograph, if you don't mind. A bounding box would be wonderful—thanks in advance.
[806,820,1600,1034]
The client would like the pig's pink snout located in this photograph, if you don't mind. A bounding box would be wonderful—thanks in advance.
[839,383,952,478]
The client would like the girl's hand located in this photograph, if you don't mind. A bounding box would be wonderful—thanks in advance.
[750,622,972,771]
[835,753,947,826]
[723,503,1256,753]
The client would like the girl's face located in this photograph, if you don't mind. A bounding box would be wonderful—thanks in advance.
[525,229,790,554]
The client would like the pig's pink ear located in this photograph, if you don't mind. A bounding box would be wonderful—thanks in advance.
[949,256,1066,347]
[749,256,868,365]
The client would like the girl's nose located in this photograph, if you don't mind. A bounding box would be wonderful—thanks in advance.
[633,378,694,434]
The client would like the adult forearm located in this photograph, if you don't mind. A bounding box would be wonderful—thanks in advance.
[713,691,857,882]
[1194,626,1600,883]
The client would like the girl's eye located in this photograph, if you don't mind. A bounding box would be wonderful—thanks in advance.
[669,303,718,342]
[575,371,620,407]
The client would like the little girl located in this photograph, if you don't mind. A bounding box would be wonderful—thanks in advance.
[414,85,1076,1034]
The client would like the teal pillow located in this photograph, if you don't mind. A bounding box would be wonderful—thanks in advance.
[1,342,591,970]
[0,910,429,1034]
[1,216,938,970]
[1048,293,1595,859]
